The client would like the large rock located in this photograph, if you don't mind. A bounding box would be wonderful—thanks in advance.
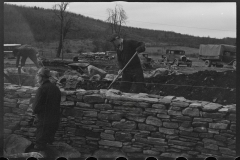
[202,103,222,112]
[4,134,32,155]
[46,142,81,158]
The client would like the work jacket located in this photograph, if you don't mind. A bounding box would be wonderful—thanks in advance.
[116,39,145,71]
[33,80,61,125]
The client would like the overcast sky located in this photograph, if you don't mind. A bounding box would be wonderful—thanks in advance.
[5,2,236,39]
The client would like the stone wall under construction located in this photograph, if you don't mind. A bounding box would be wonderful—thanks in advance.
[3,83,236,158]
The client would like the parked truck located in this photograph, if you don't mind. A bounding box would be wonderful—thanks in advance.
[199,44,236,69]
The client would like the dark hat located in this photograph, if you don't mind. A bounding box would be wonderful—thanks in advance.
[108,33,120,42]
[37,67,51,78]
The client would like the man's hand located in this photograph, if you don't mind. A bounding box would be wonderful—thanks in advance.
[118,70,122,75]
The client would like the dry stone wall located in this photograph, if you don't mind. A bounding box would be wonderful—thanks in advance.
[3,83,236,158]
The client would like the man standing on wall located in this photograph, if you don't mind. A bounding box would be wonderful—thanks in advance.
[32,67,61,151]
[108,33,147,93]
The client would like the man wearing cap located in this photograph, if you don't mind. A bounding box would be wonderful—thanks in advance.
[13,44,40,68]
[109,33,146,93]
[32,67,61,151]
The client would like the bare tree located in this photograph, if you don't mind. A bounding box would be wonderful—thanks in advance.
[53,2,75,58]
[106,4,128,35]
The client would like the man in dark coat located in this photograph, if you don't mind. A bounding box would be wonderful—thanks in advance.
[13,44,40,68]
[109,33,147,93]
[32,67,61,151]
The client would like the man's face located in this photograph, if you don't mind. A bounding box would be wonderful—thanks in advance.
[112,39,121,47]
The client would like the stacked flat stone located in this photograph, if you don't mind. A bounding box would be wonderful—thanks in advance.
[4,84,236,158]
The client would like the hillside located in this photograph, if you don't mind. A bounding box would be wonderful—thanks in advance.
[4,4,236,50]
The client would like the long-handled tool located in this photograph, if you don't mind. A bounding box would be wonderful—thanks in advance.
[107,51,138,89]
[18,66,22,86]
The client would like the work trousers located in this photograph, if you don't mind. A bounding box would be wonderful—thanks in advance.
[35,122,59,150]
[21,54,40,68]
[120,68,146,93]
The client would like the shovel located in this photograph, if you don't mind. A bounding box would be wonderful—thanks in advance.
[107,51,138,89]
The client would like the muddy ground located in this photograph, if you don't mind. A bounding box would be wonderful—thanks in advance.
[78,69,236,105]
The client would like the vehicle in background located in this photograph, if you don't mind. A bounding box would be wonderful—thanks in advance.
[199,44,236,69]
[4,44,21,59]
[162,49,192,67]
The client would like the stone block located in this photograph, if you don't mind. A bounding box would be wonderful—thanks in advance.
[96,121,111,127]
[150,132,165,138]
[19,104,29,111]
[99,140,122,147]
[98,113,122,121]
[179,126,193,132]
[202,112,225,119]
[199,133,213,138]
[83,111,97,117]
[204,143,218,151]
[202,138,225,147]
[136,102,151,108]
[163,122,178,129]
[193,127,207,132]
[158,98,171,105]
[145,108,167,114]
[169,106,182,111]
[100,133,115,140]
[192,122,208,127]
[179,130,198,137]
[135,137,167,146]
[209,123,228,130]
[125,114,146,122]
[189,103,202,108]
[76,102,92,108]
[174,116,192,121]
[214,135,227,142]
[219,147,236,156]
[138,123,157,131]
[171,101,189,108]
[122,146,142,152]
[146,116,162,127]
[168,110,182,116]
[115,132,132,141]
[168,139,196,147]
[152,104,166,109]
[180,121,192,128]
[227,114,236,122]
[94,104,112,110]
[112,120,136,130]
[143,150,160,155]
[193,117,213,122]
[159,127,176,135]
[83,94,105,103]
[61,101,75,106]
[202,103,222,112]
[182,107,199,117]
[157,114,170,119]
[17,98,31,105]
